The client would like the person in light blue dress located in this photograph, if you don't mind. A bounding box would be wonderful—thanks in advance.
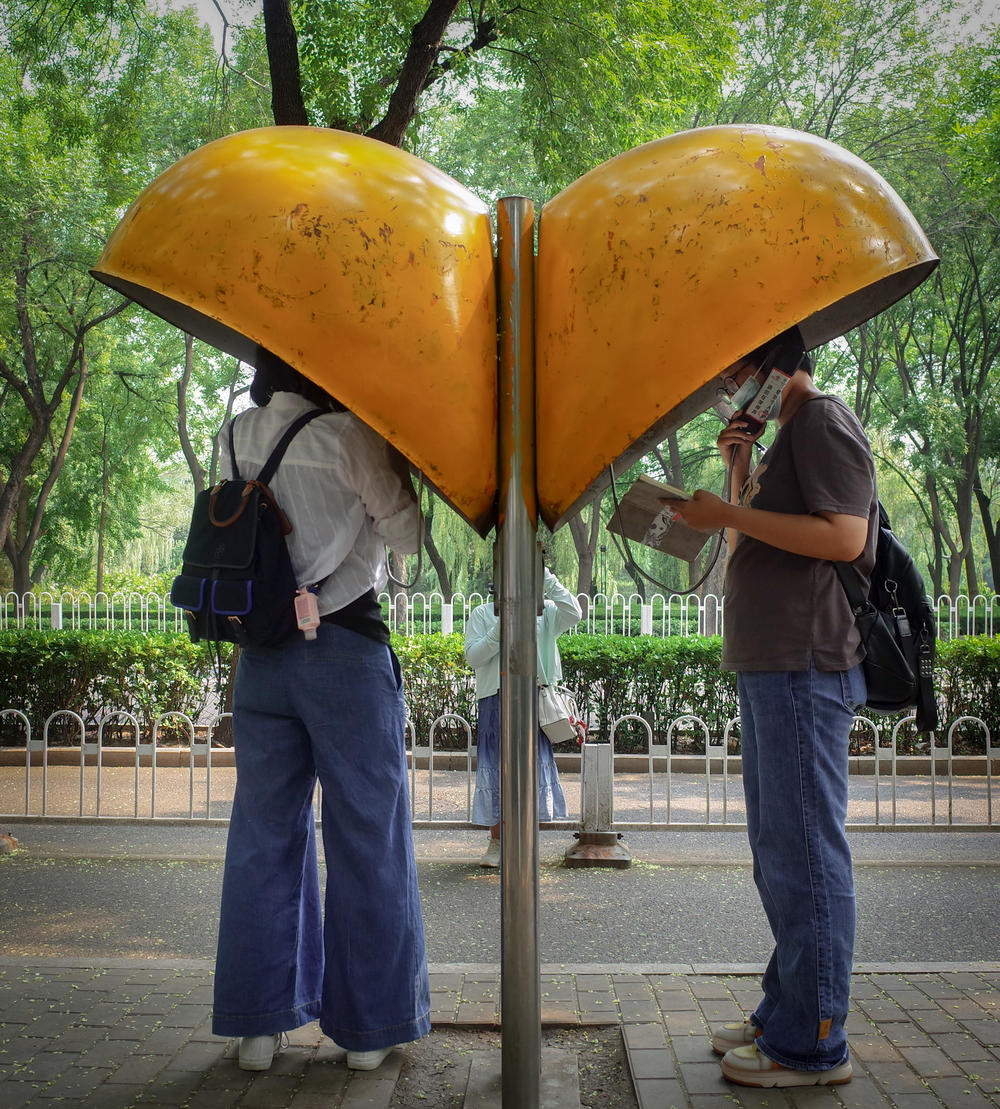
[464,568,582,866]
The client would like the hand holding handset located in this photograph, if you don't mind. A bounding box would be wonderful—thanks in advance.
[730,364,795,435]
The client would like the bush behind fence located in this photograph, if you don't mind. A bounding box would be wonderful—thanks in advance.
[2,630,997,757]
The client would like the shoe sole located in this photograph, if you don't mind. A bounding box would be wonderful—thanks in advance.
[347,1050,393,1070]
[239,1058,273,1071]
[722,1060,853,1087]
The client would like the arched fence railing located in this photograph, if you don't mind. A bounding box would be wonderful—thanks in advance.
[2,706,996,831]
[3,589,995,639]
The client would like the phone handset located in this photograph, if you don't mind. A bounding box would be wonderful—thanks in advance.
[730,365,794,435]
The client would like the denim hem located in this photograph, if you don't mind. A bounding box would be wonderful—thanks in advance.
[211,999,321,1037]
[319,1011,431,1053]
[755,1035,850,1073]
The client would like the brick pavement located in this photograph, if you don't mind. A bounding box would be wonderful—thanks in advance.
[1,957,998,1108]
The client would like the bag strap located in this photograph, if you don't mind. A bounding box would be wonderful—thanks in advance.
[833,560,869,618]
[915,633,938,732]
[226,407,326,485]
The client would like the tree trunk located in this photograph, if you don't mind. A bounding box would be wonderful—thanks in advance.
[930,529,943,599]
[654,435,684,487]
[3,344,89,592]
[215,649,239,747]
[366,0,462,146]
[423,528,450,595]
[567,491,604,619]
[420,492,451,594]
[974,477,999,591]
[177,333,207,496]
[262,0,309,125]
[0,232,126,573]
[388,550,409,629]
[96,431,110,594]
[621,556,646,602]
[6,499,31,595]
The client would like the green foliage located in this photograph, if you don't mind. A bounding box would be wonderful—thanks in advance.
[296,0,740,194]
[294,0,428,132]
[391,633,477,748]
[935,637,1000,747]
[1,631,998,760]
[0,0,268,593]
[932,25,1000,215]
[559,634,737,750]
[0,631,229,746]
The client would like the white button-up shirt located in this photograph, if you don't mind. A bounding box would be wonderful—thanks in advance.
[219,392,420,617]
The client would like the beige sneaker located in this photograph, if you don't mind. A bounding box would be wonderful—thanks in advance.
[721,1043,853,1087]
[710,1019,760,1055]
[480,838,501,868]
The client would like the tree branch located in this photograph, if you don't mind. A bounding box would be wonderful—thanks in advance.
[366,0,463,147]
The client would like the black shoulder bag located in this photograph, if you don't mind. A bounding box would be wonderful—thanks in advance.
[170,408,324,648]
[834,503,938,733]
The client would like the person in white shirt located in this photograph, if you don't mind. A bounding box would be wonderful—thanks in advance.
[212,348,430,1074]
[464,568,582,867]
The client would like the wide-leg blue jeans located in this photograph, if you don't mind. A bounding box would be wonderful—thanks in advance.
[212,623,431,1052]
[738,661,866,1072]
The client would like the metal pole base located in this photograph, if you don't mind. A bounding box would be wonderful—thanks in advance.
[564,831,632,869]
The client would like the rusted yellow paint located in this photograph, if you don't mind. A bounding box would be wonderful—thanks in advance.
[535,124,939,529]
[91,127,498,534]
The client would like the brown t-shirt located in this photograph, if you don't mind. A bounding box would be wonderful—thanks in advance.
[721,395,878,672]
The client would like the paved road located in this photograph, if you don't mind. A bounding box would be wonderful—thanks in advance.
[1,824,997,966]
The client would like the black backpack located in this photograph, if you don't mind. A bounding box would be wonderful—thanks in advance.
[170,408,324,648]
[835,503,938,732]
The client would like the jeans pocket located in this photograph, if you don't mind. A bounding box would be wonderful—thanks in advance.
[840,663,867,714]
[388,646,404,694]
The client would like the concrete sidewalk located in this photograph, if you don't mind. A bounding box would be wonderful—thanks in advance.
[1,956,998,1107]
[1,824,999,1107]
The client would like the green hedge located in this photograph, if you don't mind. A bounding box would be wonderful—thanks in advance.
[1,630,996,756]
[0,631,231,746]
[932,636,1000,753]
[393,634,477,748]
[558,634,737,750]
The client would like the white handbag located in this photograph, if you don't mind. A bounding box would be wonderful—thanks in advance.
[538,684,580,743]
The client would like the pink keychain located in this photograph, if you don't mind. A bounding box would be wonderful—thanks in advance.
[294,587,320,640]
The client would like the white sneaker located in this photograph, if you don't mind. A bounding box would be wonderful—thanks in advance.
[347,1045,397,1070]
[711,1019,761,1055]
[238,1032,288,1071]
[480,838,501,868]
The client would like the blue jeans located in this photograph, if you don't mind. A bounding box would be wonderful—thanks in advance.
[471,694,568,826]
[738,661,866,1071]
[212,623,431,1052]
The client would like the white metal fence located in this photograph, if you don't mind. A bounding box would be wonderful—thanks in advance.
[2,707,996,831]
[2,588,997,639]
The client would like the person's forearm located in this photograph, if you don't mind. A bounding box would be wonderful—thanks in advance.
[723,505,867,561]
[464,619,500,668]
[543,569,583,627]
[725,463,747,554]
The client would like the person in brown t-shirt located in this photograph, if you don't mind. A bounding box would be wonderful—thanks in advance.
[664,326,876,1089]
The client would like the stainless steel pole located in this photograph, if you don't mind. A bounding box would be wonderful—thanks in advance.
[496,194,540,1109]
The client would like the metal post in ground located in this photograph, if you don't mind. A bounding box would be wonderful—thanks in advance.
[496,194,541,1109]
[564,742,632,868]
